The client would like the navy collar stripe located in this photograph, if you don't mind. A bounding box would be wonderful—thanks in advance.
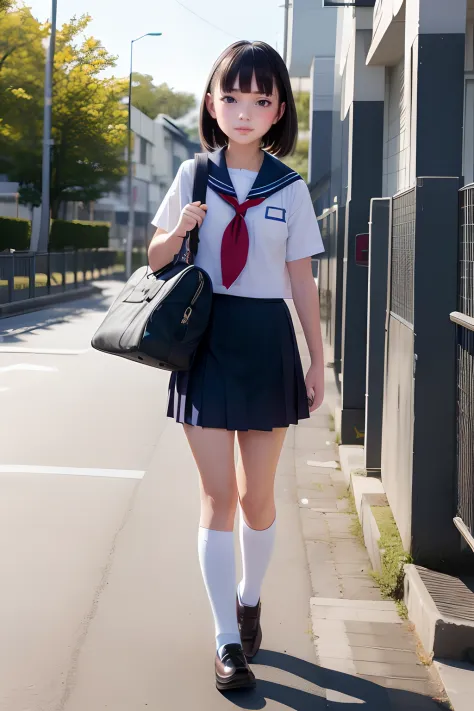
[249,171,298,191]
[248,174,299,196]
[208,175,234,190]
[208,178,236,197]
[208,174,234,190]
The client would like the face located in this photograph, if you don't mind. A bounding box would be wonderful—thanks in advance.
[205,72,285,146]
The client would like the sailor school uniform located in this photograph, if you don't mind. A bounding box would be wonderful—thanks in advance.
[151,148,324,431]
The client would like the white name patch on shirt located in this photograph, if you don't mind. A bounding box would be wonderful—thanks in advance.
[265,206,287,223]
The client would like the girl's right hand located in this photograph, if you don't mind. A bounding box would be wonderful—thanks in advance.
[174,201,208,238]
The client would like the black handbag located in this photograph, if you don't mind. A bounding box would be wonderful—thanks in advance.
[91,153,213,371]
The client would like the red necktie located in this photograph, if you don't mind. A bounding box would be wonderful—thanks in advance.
[219,193,265,288]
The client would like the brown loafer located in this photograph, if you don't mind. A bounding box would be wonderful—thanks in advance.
[215,643,256,691]
[237,595,263,660]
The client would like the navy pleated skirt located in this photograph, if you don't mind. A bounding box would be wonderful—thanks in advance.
[167,294,310,431]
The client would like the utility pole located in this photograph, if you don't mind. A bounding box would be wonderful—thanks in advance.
[125,33,162,279]
[126,40,135,280]
[282,0,290,65]
[37,0,58,253]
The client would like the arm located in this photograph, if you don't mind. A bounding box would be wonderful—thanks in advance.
[287,257,324,412]
[148,227,186,273]
[148,201,207,272]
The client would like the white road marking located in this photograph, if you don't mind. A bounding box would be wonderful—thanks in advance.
[307,460,339,469]
[0,347,90,355]
[0,465,145,480]
[0,363,58,373]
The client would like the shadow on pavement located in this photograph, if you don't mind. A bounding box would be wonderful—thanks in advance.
[222,650,448,709]
[0,281,120,344]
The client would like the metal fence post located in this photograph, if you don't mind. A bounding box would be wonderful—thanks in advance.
[74,250,78,289]
[8,254,14,303]
[47,252,51,294]
[365,198,391,476]
[62,251,66,291]
[29,253,36,299]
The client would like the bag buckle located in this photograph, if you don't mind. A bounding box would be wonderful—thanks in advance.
[181,307,192,325]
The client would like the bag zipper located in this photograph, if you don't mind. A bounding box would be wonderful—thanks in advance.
[181,272,204,325]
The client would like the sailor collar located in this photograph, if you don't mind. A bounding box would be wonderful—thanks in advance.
[207,147,302,203]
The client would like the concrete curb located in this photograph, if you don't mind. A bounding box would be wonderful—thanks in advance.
[404,564,474,661]
[339,444,387,574]
[0,285,102,318]
[338,444,365,486]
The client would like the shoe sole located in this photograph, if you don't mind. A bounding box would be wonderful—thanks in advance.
[216,672,256,692]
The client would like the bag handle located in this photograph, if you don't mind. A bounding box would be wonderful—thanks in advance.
[189,152,209,257]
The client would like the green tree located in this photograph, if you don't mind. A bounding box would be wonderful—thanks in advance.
[294,91,310,131]
[128,72,196,120]
[283,91,310,181]
[0,0,14,13]
[0,11,128,218]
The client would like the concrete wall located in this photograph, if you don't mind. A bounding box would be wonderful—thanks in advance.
[287,0,339,78]
[382,316,414,550]
[342,25,385,120]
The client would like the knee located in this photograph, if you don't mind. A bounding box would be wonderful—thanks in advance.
[201,489,238,530]
[240,492,275,530]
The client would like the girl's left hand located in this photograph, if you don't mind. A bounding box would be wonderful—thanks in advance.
[305,363,324,413]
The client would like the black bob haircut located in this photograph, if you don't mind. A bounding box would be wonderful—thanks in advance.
[199,41,298,158]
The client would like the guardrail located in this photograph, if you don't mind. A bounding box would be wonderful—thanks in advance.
[0,249,125,306]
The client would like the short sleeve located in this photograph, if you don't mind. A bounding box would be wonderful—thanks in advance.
[151,159,194,232]
[286,180,324,262]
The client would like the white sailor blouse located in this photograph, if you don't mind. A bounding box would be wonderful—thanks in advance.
[151,148,324,299]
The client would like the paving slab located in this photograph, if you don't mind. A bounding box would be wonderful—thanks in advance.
[435,660,474,711]
[291,326,450,708]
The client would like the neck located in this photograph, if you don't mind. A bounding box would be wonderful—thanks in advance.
[225,140,264,171]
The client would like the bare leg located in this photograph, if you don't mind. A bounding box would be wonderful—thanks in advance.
[236,427,287,530]
[184,425,238,531]
[183,425,241,653]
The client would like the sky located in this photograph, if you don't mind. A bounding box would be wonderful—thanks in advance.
[23,0,285,97]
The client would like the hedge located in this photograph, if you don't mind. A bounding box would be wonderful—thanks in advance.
[49,220,110,250]
[0,217,31,251]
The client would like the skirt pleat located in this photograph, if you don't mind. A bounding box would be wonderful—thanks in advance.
[167,294,310,431]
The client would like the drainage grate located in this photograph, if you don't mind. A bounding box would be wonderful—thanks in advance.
[416,566,474,622]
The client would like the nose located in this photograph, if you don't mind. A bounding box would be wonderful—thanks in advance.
[238,108,250,121]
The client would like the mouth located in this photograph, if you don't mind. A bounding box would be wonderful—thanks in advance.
[235,127,254,134]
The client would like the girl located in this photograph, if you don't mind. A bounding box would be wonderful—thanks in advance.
[148,40,324,692]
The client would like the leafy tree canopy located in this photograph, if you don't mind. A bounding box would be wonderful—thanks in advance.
[127,72,196,120]
[0,9,128,217]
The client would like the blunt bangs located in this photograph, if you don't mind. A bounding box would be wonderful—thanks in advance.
[199,41,298,158]
[216,44,276,97]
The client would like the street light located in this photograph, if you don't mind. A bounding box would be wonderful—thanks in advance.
[126,32,162,280]
[36,0,58,253]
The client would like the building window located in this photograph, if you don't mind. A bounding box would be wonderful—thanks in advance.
[140,137,148,165]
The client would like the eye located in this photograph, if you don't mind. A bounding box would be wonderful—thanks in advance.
[257,99,271,108]
[221,95,236,104]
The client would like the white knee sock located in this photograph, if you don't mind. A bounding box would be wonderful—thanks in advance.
[197,527,241,656]
[238,514,276,607]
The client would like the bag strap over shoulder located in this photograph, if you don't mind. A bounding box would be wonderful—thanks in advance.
[189,152,209,257]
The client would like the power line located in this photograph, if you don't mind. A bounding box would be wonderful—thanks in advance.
[173,0,240,41]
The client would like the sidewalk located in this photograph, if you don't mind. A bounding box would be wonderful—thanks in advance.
[287,302,450,709]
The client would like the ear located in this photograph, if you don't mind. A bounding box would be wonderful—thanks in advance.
[273,101,286,125]
[205,92,217,119]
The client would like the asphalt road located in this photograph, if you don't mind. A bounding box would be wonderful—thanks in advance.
[0,281,326,711]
